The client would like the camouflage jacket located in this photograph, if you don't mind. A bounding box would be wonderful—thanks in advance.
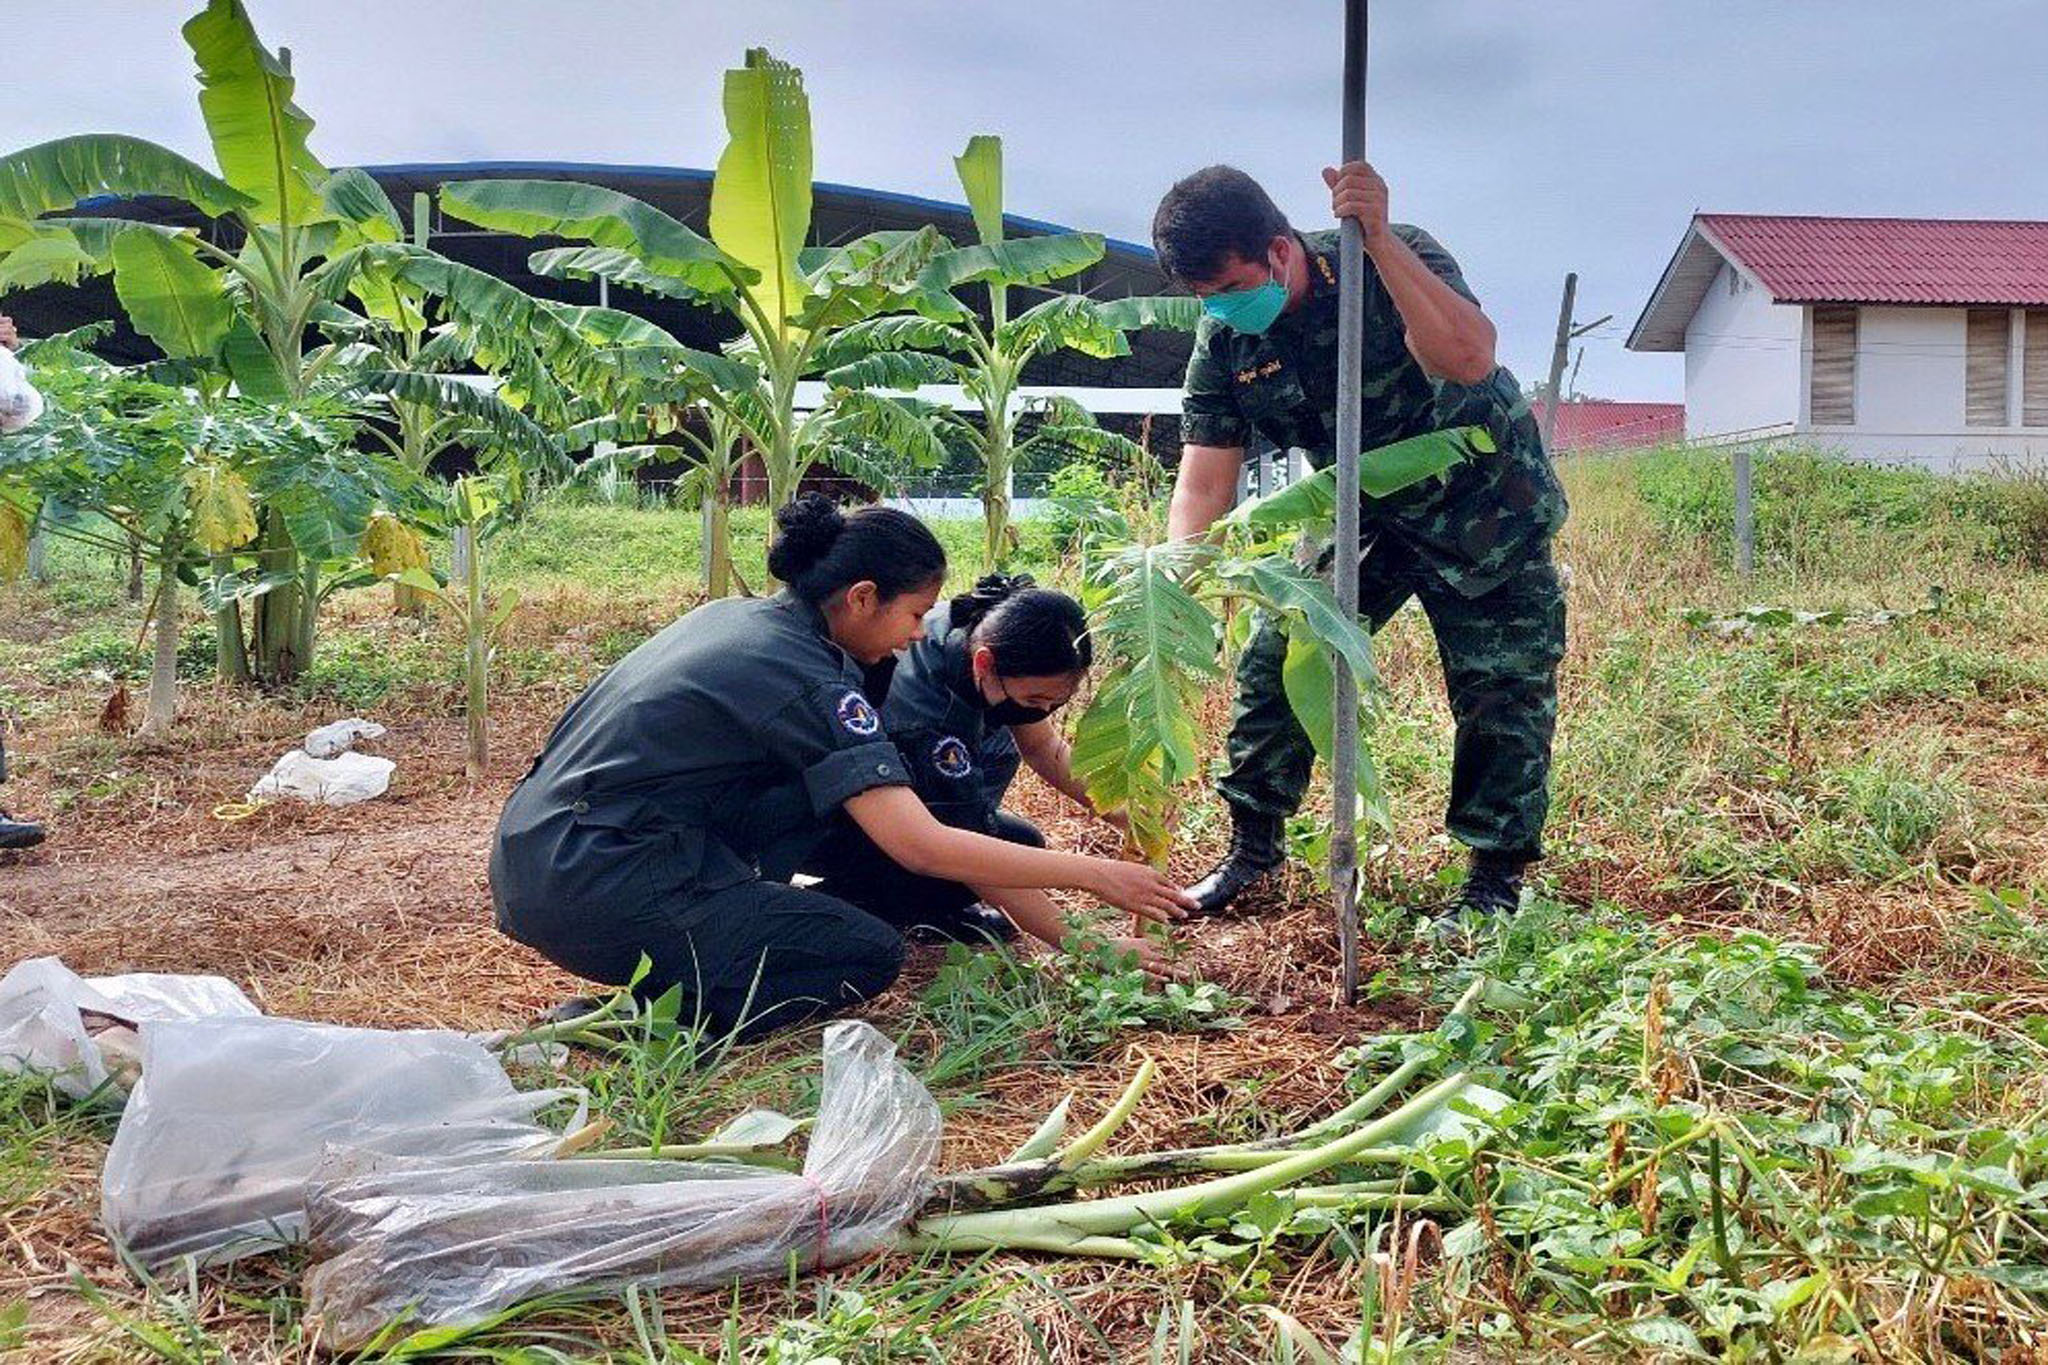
[1180,226,1566,597]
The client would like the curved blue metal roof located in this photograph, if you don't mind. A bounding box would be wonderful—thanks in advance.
[360,159,1157,260]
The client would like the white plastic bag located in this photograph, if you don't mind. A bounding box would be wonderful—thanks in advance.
[102,1016,577,1269]
[0,957,258,1101]
[247,749,394,806]
[302,1020,941,1347]
[0,345,41,434]
[303,718,386,760]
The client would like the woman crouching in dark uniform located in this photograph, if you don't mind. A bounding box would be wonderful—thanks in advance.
[802,574,1165,970]
[490,495,1191,1038]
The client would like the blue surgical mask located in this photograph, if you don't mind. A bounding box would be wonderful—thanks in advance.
[1201,263,1288,335]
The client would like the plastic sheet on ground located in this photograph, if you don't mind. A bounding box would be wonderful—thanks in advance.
[0,957,259,1101]
[302,1020,941,1348]
[102,1015,578,1270]
[247,749,395,806]
[303,718,387,760]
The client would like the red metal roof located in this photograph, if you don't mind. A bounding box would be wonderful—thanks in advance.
[1529,401,1685,452]
[1698,214,2048,307]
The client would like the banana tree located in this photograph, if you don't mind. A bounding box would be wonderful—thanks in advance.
[1070,426,1495,863]
[0,344,359,737]
[564,399,751,597]
[814,135,1198,570]
[438,49,954,567]
[0,0,556,682]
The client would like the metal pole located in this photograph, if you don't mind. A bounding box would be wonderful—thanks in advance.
[1331,0,1368,1006]
[1542,272,1578,453]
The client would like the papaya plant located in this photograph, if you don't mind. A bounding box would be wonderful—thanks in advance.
[0,341,362,737]
[815,135,1198,570]
[1070,426,1495,862]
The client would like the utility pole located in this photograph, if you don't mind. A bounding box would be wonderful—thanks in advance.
[1330,0,1368,1006]
[1540,272,1611,453]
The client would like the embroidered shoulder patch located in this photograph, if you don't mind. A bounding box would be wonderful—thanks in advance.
[931,735,973,779]
[835,690,880,737]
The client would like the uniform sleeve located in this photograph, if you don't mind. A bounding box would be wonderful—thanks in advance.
[1179,318,1249,450]
[754,682,911,816]
[1393,224,1481,307]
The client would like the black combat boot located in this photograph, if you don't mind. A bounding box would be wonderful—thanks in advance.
[1453,849,1527,920]
[0,809,45,851]
[1187,807,1288,917]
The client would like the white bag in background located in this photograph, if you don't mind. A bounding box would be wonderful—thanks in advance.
[0,345,42,434]
[102,1016,578,1269]
[302,1021,942,1347]
[302,718,386,760]
[0,957,258,1101]
[247,750,394,806]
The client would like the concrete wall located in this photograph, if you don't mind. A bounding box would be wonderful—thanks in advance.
[1683,261,1801,441]
[1803,304,2048,473]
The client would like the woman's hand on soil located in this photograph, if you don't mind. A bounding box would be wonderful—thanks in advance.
[1090,859,1195,924]
[1111,935,1184,981]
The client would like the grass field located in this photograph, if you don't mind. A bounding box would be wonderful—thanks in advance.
[4,449,2048,1361]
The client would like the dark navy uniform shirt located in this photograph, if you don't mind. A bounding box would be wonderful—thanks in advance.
[866,601,1015,835]
[491,592,910,931]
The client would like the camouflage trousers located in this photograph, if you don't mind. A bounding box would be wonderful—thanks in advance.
[1216,535,1566,861]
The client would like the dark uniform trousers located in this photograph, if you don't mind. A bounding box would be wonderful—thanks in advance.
[1218,539,1566,862]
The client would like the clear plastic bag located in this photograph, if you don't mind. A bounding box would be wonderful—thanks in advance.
[102,1016,578,1269]
[0,957,258,1101]
[302,1020,941,1348]
[0,345,41,433]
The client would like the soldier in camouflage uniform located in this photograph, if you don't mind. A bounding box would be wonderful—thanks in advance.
[1152,163,1567,920]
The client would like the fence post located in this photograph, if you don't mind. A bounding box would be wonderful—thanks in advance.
[1732,446,1755,580]
[25,505,47,583]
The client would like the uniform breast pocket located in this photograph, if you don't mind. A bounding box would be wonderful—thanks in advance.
[1237,371,1315,450]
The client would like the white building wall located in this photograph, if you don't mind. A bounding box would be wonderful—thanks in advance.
[1802,305,2048,473]
[1683,261,1801,441]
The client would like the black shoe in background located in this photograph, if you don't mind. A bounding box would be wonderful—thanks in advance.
[0,812,45,851]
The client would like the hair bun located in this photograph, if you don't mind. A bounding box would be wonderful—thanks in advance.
[951,572,1034,630]
[767,493,847,582]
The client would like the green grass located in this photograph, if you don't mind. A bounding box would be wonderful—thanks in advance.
[490,498,1057,600]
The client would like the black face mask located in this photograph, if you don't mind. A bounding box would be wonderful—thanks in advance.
[979,671,1056,727]
[984,698,1054,727]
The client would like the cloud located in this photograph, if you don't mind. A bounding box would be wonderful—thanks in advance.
[7,0,2047,403]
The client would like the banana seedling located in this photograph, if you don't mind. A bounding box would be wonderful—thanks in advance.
[388,476,519,779]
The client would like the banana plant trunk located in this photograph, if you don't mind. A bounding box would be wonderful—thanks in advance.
[212,552,250,684]
[250,508,308,684]
[137,549,181,741]
[982,419,1014,572]
[459,525,488,780]
[702,488,732,599]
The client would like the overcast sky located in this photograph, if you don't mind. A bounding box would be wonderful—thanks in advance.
[9,1,2048,401]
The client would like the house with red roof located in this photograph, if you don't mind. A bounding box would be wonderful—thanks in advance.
[1629,214,2048,470]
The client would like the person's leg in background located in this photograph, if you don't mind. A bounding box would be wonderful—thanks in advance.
[1192,540,1415,915]
[1412,549,1567,919]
